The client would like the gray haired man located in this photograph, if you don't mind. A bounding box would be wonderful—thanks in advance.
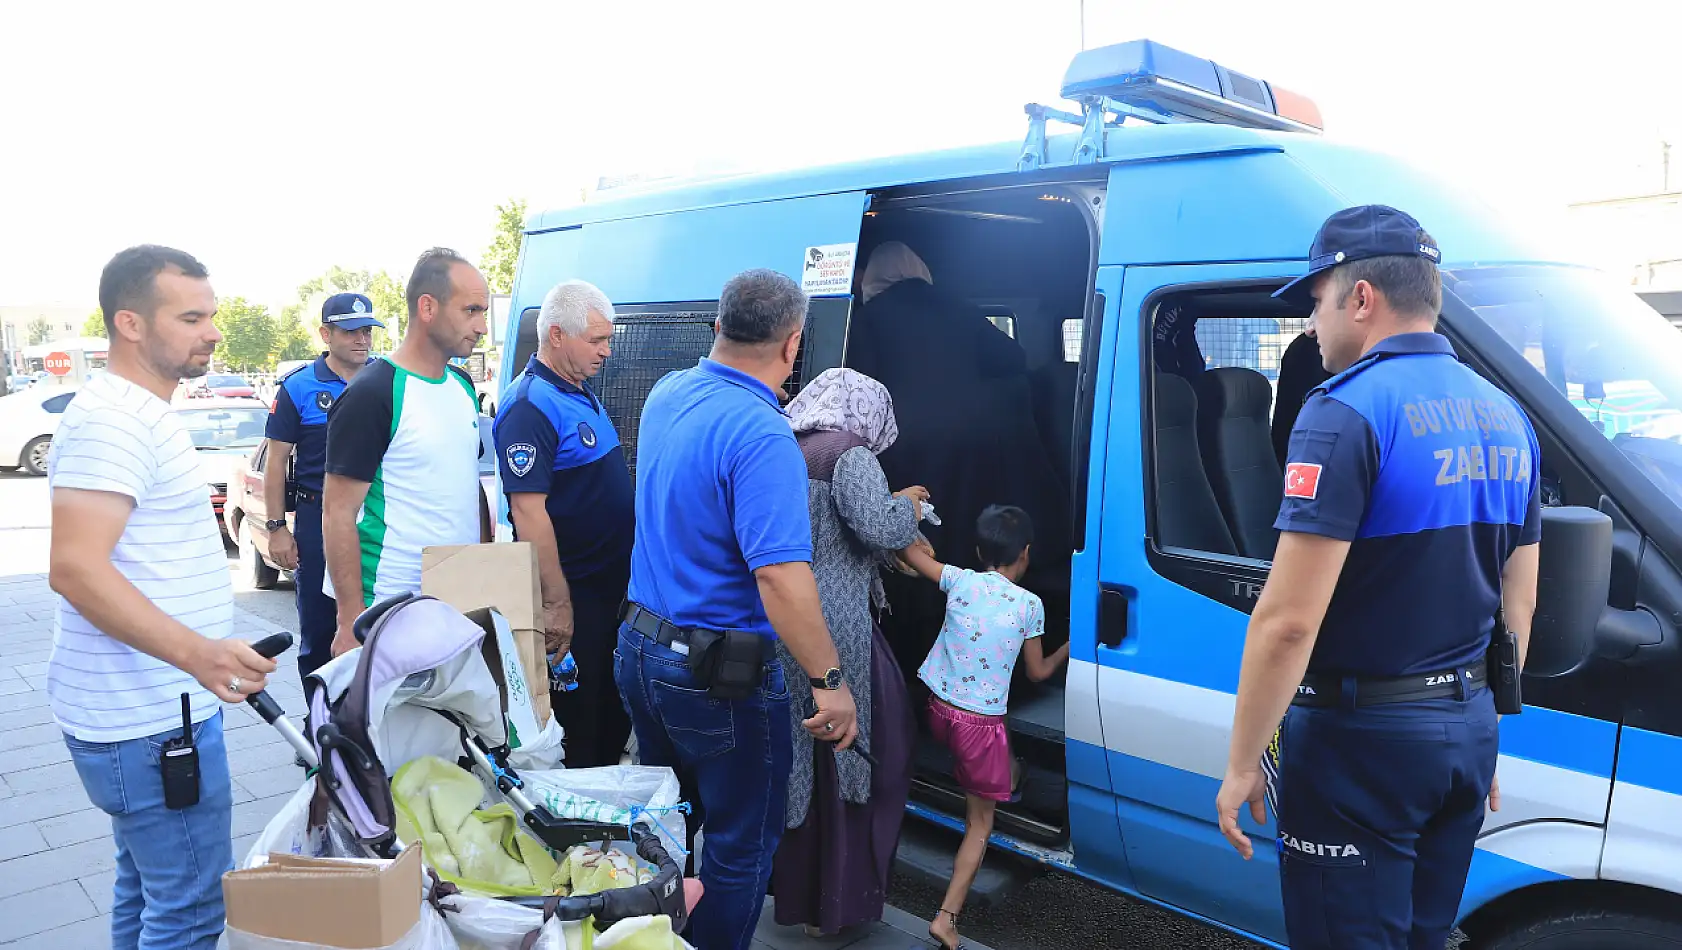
[493,279,633,767]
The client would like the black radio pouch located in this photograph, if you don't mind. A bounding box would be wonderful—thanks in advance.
[685,629,763,700]
[1488,612,1524,715]
[159,694,201,810]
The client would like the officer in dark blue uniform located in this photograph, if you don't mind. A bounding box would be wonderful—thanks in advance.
[1216,206,1542,950]
[493,279,635,768]
[263,292,383,679]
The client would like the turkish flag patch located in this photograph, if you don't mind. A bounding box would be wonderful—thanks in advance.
[1284,463,1322,500]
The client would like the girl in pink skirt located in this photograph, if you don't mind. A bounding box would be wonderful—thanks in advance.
[898,505,1070,950]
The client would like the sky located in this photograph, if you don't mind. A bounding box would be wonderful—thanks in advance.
[3,0,1679,312]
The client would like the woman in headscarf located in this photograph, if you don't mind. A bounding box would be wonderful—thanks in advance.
[847,241,1073,702]
[770,367,926,936]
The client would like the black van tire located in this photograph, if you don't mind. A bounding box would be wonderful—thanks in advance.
[1479,907,1682,950]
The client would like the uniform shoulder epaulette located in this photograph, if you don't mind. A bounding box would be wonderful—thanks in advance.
[278,361,312,384]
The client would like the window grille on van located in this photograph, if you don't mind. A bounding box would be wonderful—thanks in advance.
[1194,316,1310,381]
[594,310,719,476]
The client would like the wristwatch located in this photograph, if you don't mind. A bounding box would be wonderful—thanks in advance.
[809,667,843,690]
[264,519,288,532]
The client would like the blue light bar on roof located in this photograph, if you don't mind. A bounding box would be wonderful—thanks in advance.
[1060,40,1323,134]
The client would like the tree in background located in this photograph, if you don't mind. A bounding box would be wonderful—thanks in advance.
[81,310,106,338]
[290,266,408,350]
[215,297,279,373]
[481,198,527,295]
[275,305,317,362]
[26,316,52,346]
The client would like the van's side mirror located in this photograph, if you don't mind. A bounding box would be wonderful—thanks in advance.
[1529,506,1667,676]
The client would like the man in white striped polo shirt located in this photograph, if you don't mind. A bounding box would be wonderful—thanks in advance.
[47,245,278,950]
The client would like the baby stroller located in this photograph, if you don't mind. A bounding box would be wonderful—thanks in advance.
[242,592,690,936]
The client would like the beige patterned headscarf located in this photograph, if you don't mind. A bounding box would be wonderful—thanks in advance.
[785,368,898,455]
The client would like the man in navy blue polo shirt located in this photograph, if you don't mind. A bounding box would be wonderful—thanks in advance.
[618,268,858,950]
[494,279,633,768]
[1215,206,1542,950]
[263,292,382,679]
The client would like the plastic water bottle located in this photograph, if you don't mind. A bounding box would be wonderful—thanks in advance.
[548,651,579,692]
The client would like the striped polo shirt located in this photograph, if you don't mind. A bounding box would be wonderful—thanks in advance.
[47,372,234,742]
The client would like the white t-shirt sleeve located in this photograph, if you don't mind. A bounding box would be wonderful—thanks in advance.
[51,407,157,501]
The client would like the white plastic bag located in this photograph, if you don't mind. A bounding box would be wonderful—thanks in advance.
[221,904,459,949]
[487,610,567,771]
[435,893,587,950]
[516,766,688,860]
[242,776,316,865]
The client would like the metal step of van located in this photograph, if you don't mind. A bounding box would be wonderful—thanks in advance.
[891,816,1034,908]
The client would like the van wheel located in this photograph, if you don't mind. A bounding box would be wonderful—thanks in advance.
[240,522,280,590]
[1480,907,1682,949]
[21,436,51,476]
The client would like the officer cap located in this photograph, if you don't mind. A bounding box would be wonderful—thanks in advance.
[321,292,386,331]
[1274,205,1442,306]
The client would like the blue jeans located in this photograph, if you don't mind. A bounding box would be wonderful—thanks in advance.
[64,711,235,950]
[292,497,337,680]
[615,625,791,950]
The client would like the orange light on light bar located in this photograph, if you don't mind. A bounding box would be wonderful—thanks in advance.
[1270,85,1323,130]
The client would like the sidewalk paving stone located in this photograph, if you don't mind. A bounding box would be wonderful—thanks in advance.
[4,913,109,949]
[0,740,69,773]
[0,836,118,895]
[0,881,99,943]
[36,808,112,849]
[0,824,47,862]
[3,761,79,796]
[78,871,115,915]
[0,784,92,828]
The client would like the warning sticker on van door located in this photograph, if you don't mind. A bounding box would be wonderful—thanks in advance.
[801,243,857,295]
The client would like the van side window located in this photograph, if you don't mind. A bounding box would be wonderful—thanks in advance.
[1061,319,1083,362]
[1148,293,1311,562]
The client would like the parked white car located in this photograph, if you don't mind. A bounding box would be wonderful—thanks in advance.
[0,386,76,476]
[174,398,271,542]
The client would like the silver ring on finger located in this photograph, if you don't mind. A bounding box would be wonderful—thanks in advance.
[229,676,243,695]
[824,722,835,733]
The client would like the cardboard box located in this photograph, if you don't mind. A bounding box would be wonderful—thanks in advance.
[223,844,421,948]
[421,542,551,724]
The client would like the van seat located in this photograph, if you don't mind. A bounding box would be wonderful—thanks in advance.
[1195,367,1282,559]
[1153,373,1237,555]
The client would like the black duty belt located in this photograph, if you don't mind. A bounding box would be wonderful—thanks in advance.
[619,602,776,665]
[293,487,322,505]
[1292,662,1487,708]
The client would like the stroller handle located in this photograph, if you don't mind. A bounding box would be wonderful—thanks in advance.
[240,632,320,770]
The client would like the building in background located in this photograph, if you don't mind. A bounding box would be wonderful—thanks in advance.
[1567,188,1682,330]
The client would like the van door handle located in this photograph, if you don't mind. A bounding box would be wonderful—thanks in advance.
[1099,587,1128,649]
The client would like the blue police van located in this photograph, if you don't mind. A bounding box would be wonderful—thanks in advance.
[499,39,1682,948]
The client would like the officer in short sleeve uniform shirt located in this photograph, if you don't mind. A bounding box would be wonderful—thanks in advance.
[1217,206,1542,950]
[494,353,634,768]
[264,292,383,679]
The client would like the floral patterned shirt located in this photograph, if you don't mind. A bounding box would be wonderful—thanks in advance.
[917,566,1045,716]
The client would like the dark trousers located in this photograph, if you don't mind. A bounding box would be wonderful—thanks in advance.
[551,584,632,768]
[292,498,337,680]
[615,624,792,950]
[1273,688,1498,950]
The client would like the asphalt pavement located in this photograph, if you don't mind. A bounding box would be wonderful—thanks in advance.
[0,469,1257,950]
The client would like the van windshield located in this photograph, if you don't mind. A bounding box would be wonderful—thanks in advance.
[1445,264,1682,506]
